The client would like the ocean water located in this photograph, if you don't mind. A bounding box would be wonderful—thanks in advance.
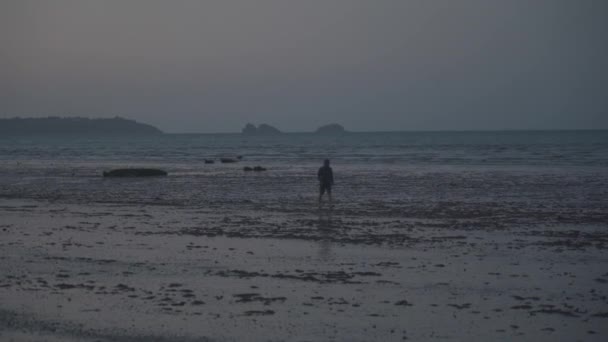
[1,130,607,227]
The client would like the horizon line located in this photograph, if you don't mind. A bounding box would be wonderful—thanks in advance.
[164,128,608,135]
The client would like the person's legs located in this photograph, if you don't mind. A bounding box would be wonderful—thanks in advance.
[327,186,332,203]
[319,183,325,203]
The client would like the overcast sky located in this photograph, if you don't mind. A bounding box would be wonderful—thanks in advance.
[1,0,607,133]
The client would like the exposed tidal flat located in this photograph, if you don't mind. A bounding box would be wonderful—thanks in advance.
[1,131,608,341]
[1,195,607,341]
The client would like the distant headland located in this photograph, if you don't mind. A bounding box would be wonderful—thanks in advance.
[0,117,163,136]
[241,123,348,135]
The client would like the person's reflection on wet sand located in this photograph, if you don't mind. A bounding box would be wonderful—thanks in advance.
[317,207,333,261]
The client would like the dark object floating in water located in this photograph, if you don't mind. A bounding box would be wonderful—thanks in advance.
[204,159,215,164]
[103,168,168,177]
[220,158,238,163]
[244,166,267,172]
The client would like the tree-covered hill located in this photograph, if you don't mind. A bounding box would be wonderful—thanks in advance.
[0,117,163,136]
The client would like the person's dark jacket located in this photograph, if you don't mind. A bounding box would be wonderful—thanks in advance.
[318,166,334,185]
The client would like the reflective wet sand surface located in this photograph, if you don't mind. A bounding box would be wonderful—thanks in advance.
[1,199,607,341]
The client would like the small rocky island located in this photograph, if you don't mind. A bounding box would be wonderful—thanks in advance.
[315,123,347,135]
[0,117,163,136]
[242,123,282,135]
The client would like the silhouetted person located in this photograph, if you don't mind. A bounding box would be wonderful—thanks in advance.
[318,159,334,204]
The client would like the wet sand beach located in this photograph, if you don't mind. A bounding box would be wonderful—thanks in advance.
[1,198,607,341]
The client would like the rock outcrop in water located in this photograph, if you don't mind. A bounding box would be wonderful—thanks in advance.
[103,168,168,177]
[0,117,163,136]
[315,123,347,135]
[242,123,257,135]
[243,166,267,171]
[241,123,282,135]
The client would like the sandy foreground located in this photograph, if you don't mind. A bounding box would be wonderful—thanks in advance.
[0,198,607,341]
